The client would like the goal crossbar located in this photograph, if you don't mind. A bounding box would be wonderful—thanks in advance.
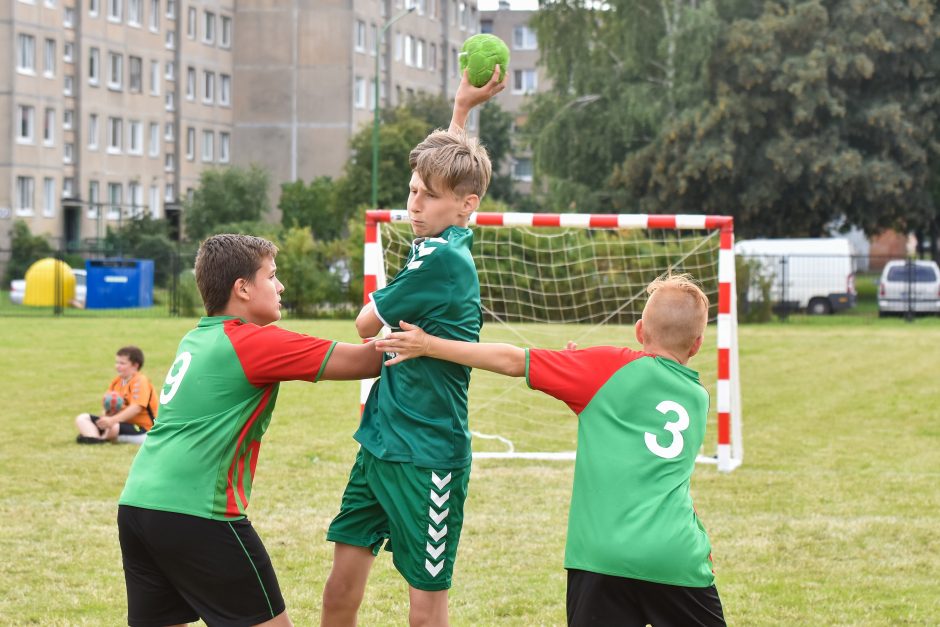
[362,210,743,472]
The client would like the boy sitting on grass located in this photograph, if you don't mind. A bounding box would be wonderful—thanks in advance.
[375,273,727,627]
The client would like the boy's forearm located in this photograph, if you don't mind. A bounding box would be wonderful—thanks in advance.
[356,302,383,338]
[425,337,525,377]
[449,104,472,133]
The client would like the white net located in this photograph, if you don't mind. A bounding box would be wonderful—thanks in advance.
[379,222,723,459]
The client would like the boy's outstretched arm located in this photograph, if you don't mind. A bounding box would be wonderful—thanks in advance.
[449,66,506,133]
[320,341,383,380]
[375,321,524,377]
[355,302,384,339]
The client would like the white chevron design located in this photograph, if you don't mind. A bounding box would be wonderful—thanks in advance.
[418,244,438,257]
[425,559,444,577]
[428,524,447,542]
[428,237,448,244]
[407,260,423,270]
[426,541,445,560]
[431,472,452,490]
[429,507,449,525]
[430,489,451,508]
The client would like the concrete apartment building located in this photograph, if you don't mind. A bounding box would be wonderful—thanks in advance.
[480,1,548,194]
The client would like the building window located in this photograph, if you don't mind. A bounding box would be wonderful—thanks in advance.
[63,109,74,130]
[165,30,175,49]
[149,185,160,218]
[355,20,366,53]
[202,130,214,161]
[164,183,173,201]
[88,181,100,218]
[17,34,36,73]
[43,39,56,77]
[129,182,143,217]
[128,120,143,154]
[149,0,160,31]
[108,183,122,220]
[89,47,100,84]
[150,59,160,94]
[149,122,160,157]
[166,0,175,19]
[165,91,175,111]
[17,105,35,143]
[187,6,196,38]
[221,15,232,47]
[429,43,437,72]
[107,117,123,153]
[89,0,99,16]
[16,177,35,217]
[512,157,534,182]
[219,74,231,106]
[219,132,230,163]
[64,7,75,27]
[64,74,74,95]
[108,0,122,22]
[128,0,142,25]
[186,66,195,99]
[480,19,493,34]
[164,153,175,172]
[165,60,175,80]
[404,35,413,67]
[108,52,123,90]
[164,121,173,140]
[512,68,537,94]
[63,41,74,63]
[203,71,215,103]
[129,56,142,92]
[186,126,195,160]
[43,178,56,218]
[354,76,367,109]
[203,11,216,44]
[416,39,424,69]
[64,142,74,163]
[44,108,55,145]
[63,177,75,198]
[513,25,537,50]
[88,113,99,149]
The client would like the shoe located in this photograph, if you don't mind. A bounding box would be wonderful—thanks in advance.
[76,435,107,445]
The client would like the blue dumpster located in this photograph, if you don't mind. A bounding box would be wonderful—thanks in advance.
[85,258,154,309]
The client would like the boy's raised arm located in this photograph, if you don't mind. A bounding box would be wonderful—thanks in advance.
[449,66,506,133]
[376,321,525,377]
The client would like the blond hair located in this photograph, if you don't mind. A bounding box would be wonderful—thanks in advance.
[641,273,709,354]
[194,234,278,316]
[409,129,492,199]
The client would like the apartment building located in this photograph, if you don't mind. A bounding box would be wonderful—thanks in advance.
[481,0,549,194]
[232,0,480,195]
[1,0,234,251]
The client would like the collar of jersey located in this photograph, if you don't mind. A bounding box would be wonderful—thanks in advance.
[198,315,243,328]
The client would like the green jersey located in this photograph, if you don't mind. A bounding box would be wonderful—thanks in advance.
[356,225,482,468]
[526,346,716,587]
[119,316,336,520]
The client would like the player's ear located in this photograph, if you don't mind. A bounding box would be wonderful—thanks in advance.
[688,334,704,359]
[634,319,645,345]
[460,193,480,216]
[232,277,251,302]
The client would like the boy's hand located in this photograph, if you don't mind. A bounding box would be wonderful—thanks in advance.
[96,415,114,430]
[374,321,432,366]
[566,341,578,351]
[450,66,506,132]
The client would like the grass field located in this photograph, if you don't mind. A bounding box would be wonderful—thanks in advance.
[1,315,939,625]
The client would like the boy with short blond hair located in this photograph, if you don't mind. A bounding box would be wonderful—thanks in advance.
[117,233,383,627]
[376,273,727,626]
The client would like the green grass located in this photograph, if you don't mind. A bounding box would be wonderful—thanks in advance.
[1,318,939,625]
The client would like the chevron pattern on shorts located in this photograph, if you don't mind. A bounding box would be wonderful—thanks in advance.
[425,471,452,577]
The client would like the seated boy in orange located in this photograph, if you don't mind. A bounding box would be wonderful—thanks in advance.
[75,345,158,444]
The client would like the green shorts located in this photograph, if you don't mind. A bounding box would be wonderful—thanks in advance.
[326,448,471,591]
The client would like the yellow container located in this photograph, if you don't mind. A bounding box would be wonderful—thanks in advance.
[23,258,76,307]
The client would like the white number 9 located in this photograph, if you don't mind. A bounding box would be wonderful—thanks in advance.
[644,400,690,459]
[160,351,192,405]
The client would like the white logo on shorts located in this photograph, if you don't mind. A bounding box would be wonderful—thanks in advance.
[425,471,452,577]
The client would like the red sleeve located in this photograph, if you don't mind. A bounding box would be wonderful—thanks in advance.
[224,319,336,387]
[526,346,649,415]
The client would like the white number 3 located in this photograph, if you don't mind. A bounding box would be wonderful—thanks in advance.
[644,400,690,459]
[160,351,192,405]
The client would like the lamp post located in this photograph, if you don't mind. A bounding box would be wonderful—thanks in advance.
[372,6,416,209]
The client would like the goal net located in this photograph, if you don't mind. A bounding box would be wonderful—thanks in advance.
[362,211,743,472]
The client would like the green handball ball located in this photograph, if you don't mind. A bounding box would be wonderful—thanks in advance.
[459,34,510,88]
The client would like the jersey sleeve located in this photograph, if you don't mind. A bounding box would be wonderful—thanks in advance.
[371,244,450,328]
[127,373,155,408]
[526,346,648,415]
[224,320,337,386]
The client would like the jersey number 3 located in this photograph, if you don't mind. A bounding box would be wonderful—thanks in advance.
[644,400,690,459]
[160,352,192,405]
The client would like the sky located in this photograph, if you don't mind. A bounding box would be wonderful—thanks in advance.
[478,0,540,10]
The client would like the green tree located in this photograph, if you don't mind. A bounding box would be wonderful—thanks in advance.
[5,221,53,284]
[278,177,349,240]
[617,0,940,237]
[103,217,178,287]
[184,165,271,240]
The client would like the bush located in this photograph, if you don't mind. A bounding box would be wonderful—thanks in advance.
[5,221,53,285]
[736,257,774,323]
[176,270,203,318]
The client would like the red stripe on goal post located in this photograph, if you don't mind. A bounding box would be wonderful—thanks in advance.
[647,215,677,229]
[474,213,505,226]
[532,214,561,227]
[718,283,731,314]
[718,348,730,379]
[588,215,619,228]
[717,412,731,445]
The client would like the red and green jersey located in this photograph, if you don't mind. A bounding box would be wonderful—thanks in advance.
[119,316,336,521]
[526,346,715,588]
[357,225,482,468]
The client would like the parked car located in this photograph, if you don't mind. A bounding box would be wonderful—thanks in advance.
[878,260,940,316]
[9,268,87,307]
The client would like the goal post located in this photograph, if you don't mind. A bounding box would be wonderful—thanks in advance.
[362,210,743,472]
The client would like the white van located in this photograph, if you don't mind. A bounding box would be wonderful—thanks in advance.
[735,238,857,314]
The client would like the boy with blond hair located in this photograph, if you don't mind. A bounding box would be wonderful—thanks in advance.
[320,70,504,626]
[376,273,727,626]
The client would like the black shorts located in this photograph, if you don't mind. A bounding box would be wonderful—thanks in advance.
[567,569,725,627]
[118,505,286,627]
[90,415,148,436]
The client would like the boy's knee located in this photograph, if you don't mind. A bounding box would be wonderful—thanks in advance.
[321,576,364,613]
[75,413,91,427]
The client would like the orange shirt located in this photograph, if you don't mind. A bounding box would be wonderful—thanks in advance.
[108,372,159,431]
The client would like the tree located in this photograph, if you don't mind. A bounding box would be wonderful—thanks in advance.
[5,221,53,284]
[617,0,940,237]
[279,177,348,240]
[184,165,271,240]
[479,101,515,202]
[104,217,177,287]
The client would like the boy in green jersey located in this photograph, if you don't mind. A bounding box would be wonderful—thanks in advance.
[376,274,727,627]
[321,69,505,627]
[118,234,383,627]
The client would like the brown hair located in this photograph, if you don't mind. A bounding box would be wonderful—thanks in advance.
[642,273,710,354]
[117,346,145,369]
[409,129,492,199]
[194,234,278,316]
